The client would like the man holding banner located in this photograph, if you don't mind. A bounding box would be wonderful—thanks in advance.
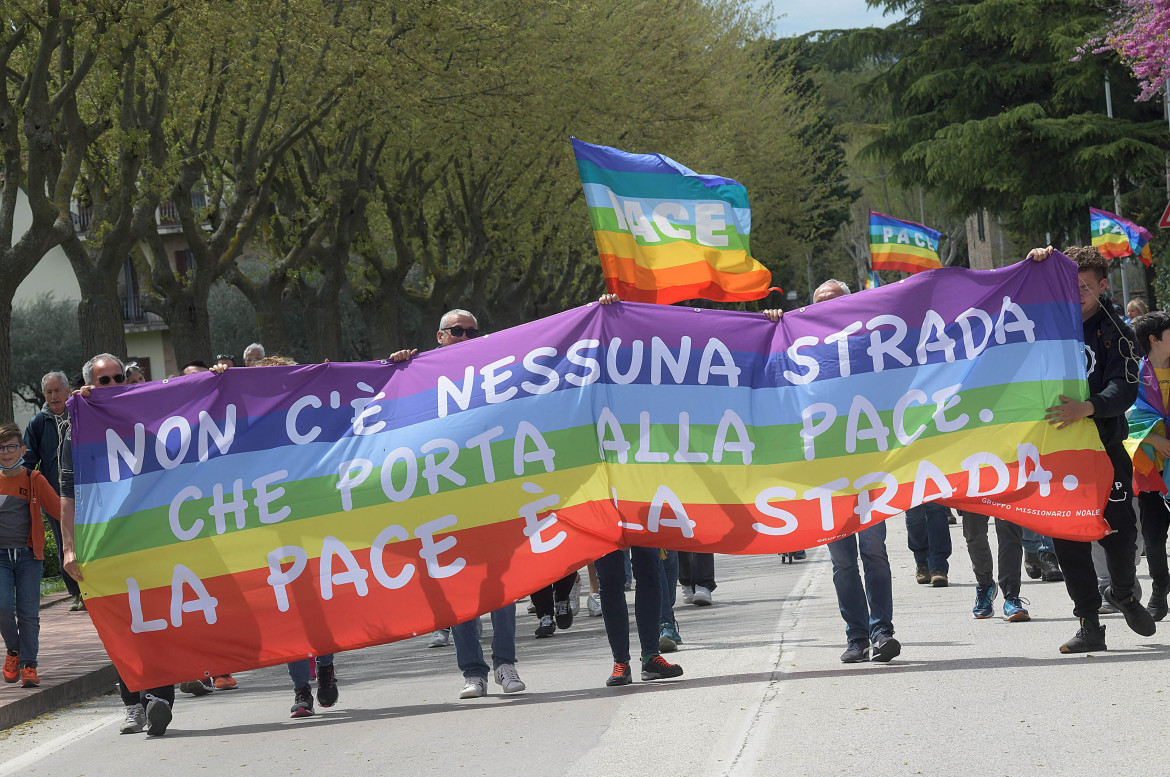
[1033,245,1156,651]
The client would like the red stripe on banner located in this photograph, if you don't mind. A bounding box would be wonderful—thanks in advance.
[599,254,772,304]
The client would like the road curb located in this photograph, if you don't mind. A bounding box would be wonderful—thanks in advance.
[0,662,117,731]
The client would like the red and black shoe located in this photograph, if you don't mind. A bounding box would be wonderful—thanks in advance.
[290,685,315,718]
[605,661,632,687]
[641,654,683,681]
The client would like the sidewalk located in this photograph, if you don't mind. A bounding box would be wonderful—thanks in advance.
[0,594,116,730]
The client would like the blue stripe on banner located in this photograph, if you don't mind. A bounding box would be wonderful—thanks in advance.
[74,337,1082,513]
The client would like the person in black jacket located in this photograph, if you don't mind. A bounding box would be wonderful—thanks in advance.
[20,371,82,609]
[1033,245,1156,652]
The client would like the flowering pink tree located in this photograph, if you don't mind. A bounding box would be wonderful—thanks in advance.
[1089,0,1170,101]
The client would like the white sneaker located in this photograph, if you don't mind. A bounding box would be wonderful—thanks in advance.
[587,592,602,617]
[493,663,526,694]
[428,629,451,648]
[569,573,581,616]
[692,585,712,606]
[120,703,146,734]
[682,585,695,604]
[459,676,487,699]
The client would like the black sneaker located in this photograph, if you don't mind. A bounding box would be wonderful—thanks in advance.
[554,599,574,630]
[1039,553,1064,582]
[840,640,869,663]
[1103,586,1157,637]
[316,663,339,708]
[606,661,632,687]
[871,635,901,663]
[290,685,315,718]
[1148,587,1169,622]
[144,696,172,736]
[535,615,556,638]
[1024,552,1042,580]
[641,654,684,681]
[1060,619,1106,653]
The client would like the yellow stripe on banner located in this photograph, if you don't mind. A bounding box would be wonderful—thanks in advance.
[870,243,940,261]
[594,230,755,273]
[80,419,1098,596]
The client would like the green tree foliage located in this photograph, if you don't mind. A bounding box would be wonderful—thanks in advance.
[8,293,83,412]
[821,0,1167,247]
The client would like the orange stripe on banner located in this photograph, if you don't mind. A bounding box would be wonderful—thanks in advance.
[870,255,941,274]
[600,253,772,303]
[93,447,1106,690]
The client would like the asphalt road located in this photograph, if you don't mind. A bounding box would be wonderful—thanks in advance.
[2,519,1167,776]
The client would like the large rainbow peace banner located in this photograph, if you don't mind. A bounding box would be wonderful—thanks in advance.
[71,253,1109,690]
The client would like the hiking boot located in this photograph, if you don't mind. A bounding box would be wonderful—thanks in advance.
[554,599,574,630]
[290,685,315,717]
[692,585,713,606]
[493,662,526,694]
[915,565,930,584]
[840,640,869,663]
[871,634,901,663]
[641,654,684,681]
[1003,596,1031,622]
[1147,586,1169,621]
[120,703,146,734]
[606,661,632,687]
[972,582,997,619]
[535,615,556,638]
[179,679,213,696]
[1024,552,1042,580]
[1039,553,1063,582]
[316,663,339,707]
[587,592,602,616]
[930,571,948,587]
[2,651,18,683]
[19,666,38,687]
[69,595,86,612]
[213,674,237,690]
[1060,619,1106,653]
[459,675,487,699]
[144,696,172,736]
[1103,586,1157,637]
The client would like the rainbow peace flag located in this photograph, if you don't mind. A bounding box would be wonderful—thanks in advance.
[869,211,942,274]
[571,137,772,304]
[1090,207,1153,267]
[865,271,882,290]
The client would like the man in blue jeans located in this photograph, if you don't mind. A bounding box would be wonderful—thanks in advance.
[905,502,952,586]
[596,546,683,686]
[767,280,900,664]
[391,309,526,700]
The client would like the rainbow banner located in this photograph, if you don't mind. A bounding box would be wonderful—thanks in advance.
[869,211,942,274]
[71,252,1109,690]
[571,137,772,304]
[1090,207,1153,267]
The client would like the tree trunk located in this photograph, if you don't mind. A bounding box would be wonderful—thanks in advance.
[0,296,13,423]
[74,264,128,361]
[152,285,213,368]
[357,293,406,358]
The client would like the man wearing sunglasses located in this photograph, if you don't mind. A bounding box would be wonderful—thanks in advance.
[389,309,525,699]
[60,353,178,736]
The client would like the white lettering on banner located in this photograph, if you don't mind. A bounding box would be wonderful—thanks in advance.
[125,566,219,633]
[106,424,145,482]
[646,485,697,537]
[853,472,901,524]
[127,577,167,632]
[197,407,236,461]
[320,536,369,600]
[753,487,798,536]
[286,395,322,444]
[350,383,387,436]
[804,478,851,531]
[519,482,566,553]
[369,526,415,589]
[166,470,290,542]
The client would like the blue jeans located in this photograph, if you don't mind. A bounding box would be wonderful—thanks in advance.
[827,523,893,644]
[288,654,334,689]
[659,550,679,625]
[0,547,42,667]
[905,503,952,574]
[596,547,661,663]
[452,605,516,679]
[1021,529,1055,556]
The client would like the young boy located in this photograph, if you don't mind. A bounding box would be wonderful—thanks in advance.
[1036,245,1155,652]
[1127,310,1170,620]
[0,421,60,687]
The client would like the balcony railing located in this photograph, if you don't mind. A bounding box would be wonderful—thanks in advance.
[119,291,164,327]
[73,192,208,234]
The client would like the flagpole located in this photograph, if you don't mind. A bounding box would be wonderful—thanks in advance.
[1105,71,1131,304]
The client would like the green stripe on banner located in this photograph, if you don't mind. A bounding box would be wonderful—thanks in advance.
[576,159,750,208]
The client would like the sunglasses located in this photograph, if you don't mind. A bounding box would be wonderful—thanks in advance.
[97,373,126,385]
[442,326,479,338]
[0,444,21,454]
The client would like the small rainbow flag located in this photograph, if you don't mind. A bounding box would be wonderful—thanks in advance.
[572,137,772,304]
[869,211,942,274]
[865,271,882,290]
[1090,207,1153,267]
